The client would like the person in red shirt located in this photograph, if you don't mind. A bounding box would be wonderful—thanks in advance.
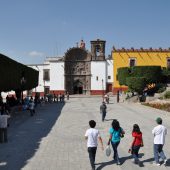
[130,124,143,164]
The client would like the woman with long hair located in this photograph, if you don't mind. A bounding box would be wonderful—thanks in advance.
[130,124,143,164]
[108,119,125,165]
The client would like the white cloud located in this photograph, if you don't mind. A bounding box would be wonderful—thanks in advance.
[28,51,44,57]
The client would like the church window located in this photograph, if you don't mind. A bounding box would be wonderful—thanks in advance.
[129,58,136,67]
[96,76,98,81]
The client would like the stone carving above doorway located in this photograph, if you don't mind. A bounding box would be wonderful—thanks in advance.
[64,47,91,95]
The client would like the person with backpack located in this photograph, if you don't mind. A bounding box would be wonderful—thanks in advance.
[107,119,125,165]
[129,124,143,164]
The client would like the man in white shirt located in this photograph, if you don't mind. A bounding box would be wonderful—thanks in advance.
[0,112,10,143]
[85,120,104,170]
[152,117,167,166]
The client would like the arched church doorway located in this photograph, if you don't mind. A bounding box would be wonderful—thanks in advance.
[73,80,83,94]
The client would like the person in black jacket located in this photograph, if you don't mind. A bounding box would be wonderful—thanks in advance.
[100,102,107,122]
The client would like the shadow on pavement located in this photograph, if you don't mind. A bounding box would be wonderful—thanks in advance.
[0,102,65,170]
[105,119,114,121]
[95,160,114,170]
[165,159,170,166]
[96,153,145,169]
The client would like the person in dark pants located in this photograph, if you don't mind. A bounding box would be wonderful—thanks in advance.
[130,124,143,164]
[107,119,125,165]
[85,120,104,170]
[0,111,10,143]
[100,102,107,122]
[117,90,119,103]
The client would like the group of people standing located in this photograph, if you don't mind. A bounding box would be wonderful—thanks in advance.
[52,92,69,103]
[85,117,167,170]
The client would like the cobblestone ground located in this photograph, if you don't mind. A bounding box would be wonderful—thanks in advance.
[0,96,170,170]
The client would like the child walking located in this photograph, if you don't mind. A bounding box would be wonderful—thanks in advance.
[85,120,104,170]
[130,124,143,164]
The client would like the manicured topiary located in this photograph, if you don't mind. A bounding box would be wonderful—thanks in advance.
[117,67,130,85]
[118,66,162,85]
[126,77,146,94]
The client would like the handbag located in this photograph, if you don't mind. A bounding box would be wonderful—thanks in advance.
[120,128,124,138]
[106,145,111,157]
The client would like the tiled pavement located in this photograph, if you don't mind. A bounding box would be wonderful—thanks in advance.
[0,96,170,170]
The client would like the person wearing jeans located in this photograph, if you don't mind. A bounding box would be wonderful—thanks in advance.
[100,102,107,122]
[111,141,120,162]
[108,119,125,165]
[88,147,97,169]
[85,120,104,170]
[152,117,167,166]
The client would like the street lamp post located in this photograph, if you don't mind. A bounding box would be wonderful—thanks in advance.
[102,79,104,101]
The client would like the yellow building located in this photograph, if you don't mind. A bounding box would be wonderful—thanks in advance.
[112,47,170,93]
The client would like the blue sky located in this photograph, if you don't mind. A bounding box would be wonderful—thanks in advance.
[0,0,170,64]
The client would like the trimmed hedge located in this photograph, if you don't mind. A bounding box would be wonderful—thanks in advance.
[117,67,130,85]
[126,77,146,94]
[118,66,163,85]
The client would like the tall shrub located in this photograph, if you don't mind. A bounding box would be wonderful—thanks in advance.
[126,77,146,94]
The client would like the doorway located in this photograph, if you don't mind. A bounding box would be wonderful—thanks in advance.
[73,80,83,94]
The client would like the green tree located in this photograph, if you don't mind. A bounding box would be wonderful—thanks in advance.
[126,77,146,94]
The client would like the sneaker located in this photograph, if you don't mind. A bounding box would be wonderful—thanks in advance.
[153,162,161,166]
[117,161,121,165]
[163,159,167,165]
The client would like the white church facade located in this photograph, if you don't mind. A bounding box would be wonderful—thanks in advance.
[28,39,113,96]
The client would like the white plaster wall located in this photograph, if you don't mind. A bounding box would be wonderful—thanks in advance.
[91,61,106,90]
[50,62,65,90]
[28,64,50,93]
[106,59,113,83]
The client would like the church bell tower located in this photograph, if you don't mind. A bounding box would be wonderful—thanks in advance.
[90,39,106,60]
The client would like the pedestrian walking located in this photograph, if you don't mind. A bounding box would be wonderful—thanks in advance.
[0,111,10,143]
[85,120,104,170]
[152,117,167,166]
[117,90,119,103]
[53,91,56,102]
[62,94,65,102]
[55,94,58,103]
[66,91,69,100]
[59,93,62,102]
[29,100,35,116]
[129,124,143,164]
[100,102,107,122]
[107,119,125,165]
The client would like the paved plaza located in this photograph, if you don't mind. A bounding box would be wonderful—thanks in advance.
[0,96,170,170]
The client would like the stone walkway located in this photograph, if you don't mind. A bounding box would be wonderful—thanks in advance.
[0,96,170,170]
